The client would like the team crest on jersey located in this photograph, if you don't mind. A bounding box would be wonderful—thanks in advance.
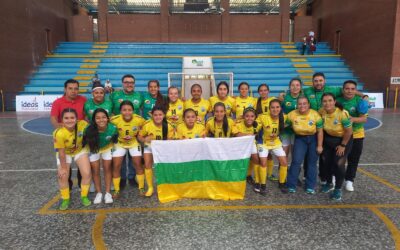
[226,105,231,110]
[105,136,112,141]
[132,126,138,131]
[350,107,356,112]
[89,110,94,114]
[133,100,139,105]
[195,134,200,138]
[201,107,206,112]
[178,105,183,110]
[78,132,83,137]
[145,100,150,104]
[309,95,315,99]
[334,119,339,125]
[286,102,291,107]
[118,99,123,103]
[308,120,314,126]
[258,147,263,152]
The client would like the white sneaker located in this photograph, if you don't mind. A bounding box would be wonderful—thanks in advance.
[332,176,336,186]
[345,181,354,192]
[93,193,103,204]
[89,181,96,193]
[104,192,113,204]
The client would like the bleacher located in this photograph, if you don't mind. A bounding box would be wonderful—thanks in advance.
[21,42,363,97]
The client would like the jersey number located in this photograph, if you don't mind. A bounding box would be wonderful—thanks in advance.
[172,109,176,115]
[125,130,130,135]
[272,128,277,134]
[156,135,162,140]
[264,106,269,113]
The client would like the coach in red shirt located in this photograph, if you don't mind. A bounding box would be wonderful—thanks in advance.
[50,79,86,128]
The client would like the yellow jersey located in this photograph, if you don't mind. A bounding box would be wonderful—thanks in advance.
[209,96,236,116]
[286,109,323,136]
[166,99,184,126]
[205,117,238,138]
[258,114,286,148]
[53,120,88,156]
[175,123,206,139]
[256,97,276,114]
[184,98,211,124]
[320,108,352,137]
[235,96,257,119]
[235,120,262,135]
[139,120,175,146]
[110,114,146,148]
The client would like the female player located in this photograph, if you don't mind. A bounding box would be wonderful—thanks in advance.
[320,93,353,201]
[235,107,262,186]
[285,96,323,194]
[184,84,210,124]
[165,86,184,127]
[256,99,288,195]
[255,83,277,182]
[205,102,238,138]
[84,82,113,121]
[175,108,206,139]
[84,108,118,204]
[138,106,175,197]
[110,101,146,197]
[209,81,236,117]
[234,82,257,120]
[53,108,92,210]
[142,80,165,120]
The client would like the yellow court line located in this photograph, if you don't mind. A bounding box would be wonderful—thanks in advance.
[46,54,341,59]
[38,203,400,215]
[369,207,400,250]
[38,194,60,215]
[92,213,107,250]
[359,168,400,193]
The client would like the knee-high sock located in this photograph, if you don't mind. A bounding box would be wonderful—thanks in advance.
[267,159,274,177]
[279,165,288,184]
[81,184,90,197]
[113,177,121,192]
[254,164,261,184]
[145,169,153,196]
[60,188,70,200]
[136,174,145,189]
[259,167,267,185]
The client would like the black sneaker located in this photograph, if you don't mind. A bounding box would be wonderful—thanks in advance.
[120,179,127,190]
[253,183,261,193]
[260,184,267,196]
[128,178,137,187]
[279,183,288,193]
[246,176,255,186]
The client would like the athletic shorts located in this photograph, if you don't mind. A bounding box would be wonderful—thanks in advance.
[143,144,152,154]
[257,144,286,158]
[281,133,295,147]
[251,144,258,154]
[112,144,142,157]
[56,149,88,166]
[89,148,112,162]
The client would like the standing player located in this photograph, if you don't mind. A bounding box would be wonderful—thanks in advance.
[138,106,175,197]
[165,86,184,127]
[337,80,368,192]
[320,93,353,201]
[84,82,113,121]
[184,84,210,124]
[84,108,118,204]
[110,101,146,198]
[205,102,238,138]
[53,108,92,210]
[209,81,236,117]
[175,108,206,139]
[234,82,257,121]
[142,80,165,120]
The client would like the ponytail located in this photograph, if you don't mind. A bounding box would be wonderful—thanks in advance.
[269,99,284,133]
[162,118,168,140]
[222,115,229,137]
[83,108,109,153]
[256,97,262,115]
[61,108,78,149]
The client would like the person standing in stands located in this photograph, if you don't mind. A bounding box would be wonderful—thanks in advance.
[337,80,368,192]
[50,79,87,190]
[109,74,143,189]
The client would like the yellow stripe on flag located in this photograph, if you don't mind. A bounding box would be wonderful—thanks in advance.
[293,64,311,68]
[83,59,101,63]
[77,70,96,75]
[90,50,106,54]
[80,64,98,69]
[157,180,246,203]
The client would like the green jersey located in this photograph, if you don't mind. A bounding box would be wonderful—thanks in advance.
[303,86,342,111]
[142,92,159,120]
[282,91,299,114]
[84,123,118,153]
[337,95,368,139]
[110,90,143,115]
[84,98,113,121]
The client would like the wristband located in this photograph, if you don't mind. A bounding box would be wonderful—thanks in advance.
[340,143,346,147]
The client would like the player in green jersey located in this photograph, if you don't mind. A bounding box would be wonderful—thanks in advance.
[84,82,113,121]
[110,74,143,115]
[142,80,166,120]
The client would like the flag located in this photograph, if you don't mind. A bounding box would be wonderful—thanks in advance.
[151,136,254,203]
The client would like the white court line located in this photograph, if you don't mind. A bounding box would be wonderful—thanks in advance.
[20,117,53,137]
[0,163,398,173]
[365,116,383,132]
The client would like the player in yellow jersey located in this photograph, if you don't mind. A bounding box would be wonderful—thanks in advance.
[84,108,118,204]
[138,106,175,197]
[234,107,262,186]
[165,86,184,127]
[256,99,289,195]
[255,83,277,181]
[320,93,353,201]
[184,84,211,124]
[209,81,236,117]
[234,82,257,120]
[53,108,92,210]
[110,101,146,198]
[205,102,238,138]
[285,96,323,194]
[175,108,206,139]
